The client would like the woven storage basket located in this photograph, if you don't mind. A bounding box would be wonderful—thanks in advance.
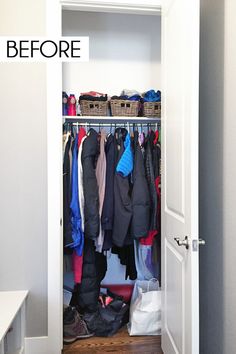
[143,101,161,118]
[110,99,139,117]
[80,100,108,116]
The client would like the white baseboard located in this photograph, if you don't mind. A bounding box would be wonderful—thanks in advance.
[25,336,50,354]
[25,336,62,354]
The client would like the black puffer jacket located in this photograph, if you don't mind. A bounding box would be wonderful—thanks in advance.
[82,129,100,240]
[131,131,150,238]
[71,239,107,313]
[145,131,158,231]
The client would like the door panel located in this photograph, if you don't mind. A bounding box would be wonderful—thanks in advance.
[166,241,184,353]
[161,0,200,353]
[165,0,185,219]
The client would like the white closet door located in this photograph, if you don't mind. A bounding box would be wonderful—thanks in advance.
[161,0,200,353]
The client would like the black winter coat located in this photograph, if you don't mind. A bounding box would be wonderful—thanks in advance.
[72,239,107,313]
[82,129,100,240]
[101,134,115,231]
[101,134,115,250]
[145,132,158,231]
[63,135,73,248]
[131,131,150,238]
[112,128,132,248]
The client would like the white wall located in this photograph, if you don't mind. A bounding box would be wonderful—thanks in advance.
[62,10,161,96]
[0,0,47,338]
[200,0,236,353]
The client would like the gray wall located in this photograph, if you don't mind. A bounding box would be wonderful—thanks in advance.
[0,0,48,337]
[200,0,236,353]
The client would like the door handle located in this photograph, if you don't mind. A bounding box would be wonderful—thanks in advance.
[174,236,190,250]
[174,237,206,251]
[192,239,206,251]
[198,239,206,246]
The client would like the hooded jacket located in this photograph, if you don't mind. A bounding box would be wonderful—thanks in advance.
[82,129,100,240]
[131,131,151,238]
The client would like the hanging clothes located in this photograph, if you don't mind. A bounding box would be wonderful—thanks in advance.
[63,134,73,250]
[78,128,87,232]
[153,132,161,236]
[82,128,100,240]
[70,239,107,313]
[144,131,158,232]
[134,240,154,280]
[72,127,87,284]
[72,239,101,313]
[153,130,161,179]
[72,251,83,284]
[131,130,150,239]
[62,122,161,297]
[95,129,107,253]
[112,128,133,248]
[102,134,115,251]
[116,132,133,177]
[63,131,70,157]
[70,134,84,256]
[140,130,161,246]
[112,244,137,280]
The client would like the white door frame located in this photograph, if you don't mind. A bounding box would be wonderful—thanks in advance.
[44,1,162,353]
[46,0,63,353]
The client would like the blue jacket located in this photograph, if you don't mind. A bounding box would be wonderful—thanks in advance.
[116,133,133,177]
[70,134,84,256]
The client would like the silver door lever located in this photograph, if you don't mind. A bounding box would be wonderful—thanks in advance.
[174,236,190,249]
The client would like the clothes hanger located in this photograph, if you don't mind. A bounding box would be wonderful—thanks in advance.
[126,121,130,134]
[106,123,113,137]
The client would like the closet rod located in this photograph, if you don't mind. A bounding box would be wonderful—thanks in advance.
[63,122,160,127]
[63,116,161,124]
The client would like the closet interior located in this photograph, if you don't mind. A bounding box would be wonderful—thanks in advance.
[62,8,162,346]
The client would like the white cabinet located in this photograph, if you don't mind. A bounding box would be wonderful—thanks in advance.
[0,291,28,354]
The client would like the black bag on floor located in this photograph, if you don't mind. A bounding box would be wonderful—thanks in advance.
[84,296,129,337]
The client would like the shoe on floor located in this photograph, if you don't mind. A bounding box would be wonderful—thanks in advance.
[63,306,94,343]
